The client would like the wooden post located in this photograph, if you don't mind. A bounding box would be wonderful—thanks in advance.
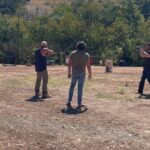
[105,59,113,73]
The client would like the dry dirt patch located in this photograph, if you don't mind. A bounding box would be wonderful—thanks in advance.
[0,65,150,150]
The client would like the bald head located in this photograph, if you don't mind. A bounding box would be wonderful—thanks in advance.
[41,41,48,48]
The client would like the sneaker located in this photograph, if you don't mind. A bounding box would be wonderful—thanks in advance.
[76,105,83,111]
[138,91,144,95]
[76,105,88,112]
[42,95,52,99]
[76,106,81,111]
[35,93,40,98]
[66,102,72,108]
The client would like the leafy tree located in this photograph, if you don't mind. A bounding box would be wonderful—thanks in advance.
[0,0,27,15]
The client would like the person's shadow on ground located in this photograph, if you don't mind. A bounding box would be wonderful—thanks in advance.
[138,94,150,99]
[25,96,45,102]
[61,106,88,115]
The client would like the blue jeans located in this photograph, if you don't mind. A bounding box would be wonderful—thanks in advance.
[67,73,85,106]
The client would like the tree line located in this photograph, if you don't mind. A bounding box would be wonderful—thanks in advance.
[0,0,150,65]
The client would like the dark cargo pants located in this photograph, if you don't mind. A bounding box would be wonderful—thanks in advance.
[138,69,150,94]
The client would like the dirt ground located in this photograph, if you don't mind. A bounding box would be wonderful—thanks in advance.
[0,65,149,150]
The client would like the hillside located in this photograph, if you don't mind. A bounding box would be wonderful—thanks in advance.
[24,0,123,16]
[25,0,71,15]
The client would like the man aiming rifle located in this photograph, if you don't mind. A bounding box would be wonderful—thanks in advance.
[138,43,150,96]
[34,41,54,99]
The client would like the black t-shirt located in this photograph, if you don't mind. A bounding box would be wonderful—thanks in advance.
[143,58,150,70]
[34,48,47,72]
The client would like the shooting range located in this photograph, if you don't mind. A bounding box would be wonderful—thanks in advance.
[0,0,150,150]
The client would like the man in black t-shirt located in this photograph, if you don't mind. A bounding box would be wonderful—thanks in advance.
[138,44,150,95]
[34,41,54,99]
